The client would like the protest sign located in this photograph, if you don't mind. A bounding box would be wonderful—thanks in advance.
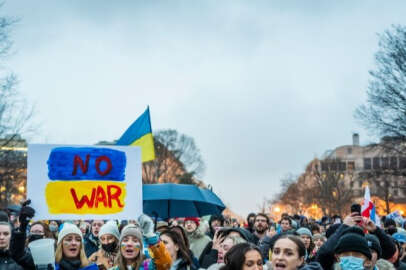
[27,144,142,220]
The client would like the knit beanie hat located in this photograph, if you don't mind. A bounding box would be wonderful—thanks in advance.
[335,227,371,260]
[0,211,9,222]
[296,227,312,237]
[119,224,143,245]
[184,217,200,227]
[365,234,382,258]
[312,233,324,242]
[58,223,83,244]
[99,220,120,240]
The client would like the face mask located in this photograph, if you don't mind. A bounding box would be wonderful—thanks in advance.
[49,225,58,232]
[339,256,364,270]
[102,242,117,253]
[28,234,44,243]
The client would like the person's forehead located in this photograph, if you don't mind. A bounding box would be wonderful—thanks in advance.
[0,224,10,232]
[92,220,104,225]
[31,224,44,230]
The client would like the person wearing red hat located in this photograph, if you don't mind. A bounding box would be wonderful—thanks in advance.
[184,217,211,259]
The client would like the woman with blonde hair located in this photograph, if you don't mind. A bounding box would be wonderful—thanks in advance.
[55,223,97,270]
[109,214,172,270]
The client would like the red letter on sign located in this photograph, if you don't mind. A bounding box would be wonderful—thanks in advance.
[70,188,95,209]
[95,156,112,176]
[72,154,90,176]
[95,186,108,208]
[107,185,124,208]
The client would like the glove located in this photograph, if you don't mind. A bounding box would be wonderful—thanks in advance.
[137,214,155,238]
[19,199,35,232]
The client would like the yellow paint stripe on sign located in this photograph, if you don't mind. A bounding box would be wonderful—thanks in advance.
[45,181,126,214]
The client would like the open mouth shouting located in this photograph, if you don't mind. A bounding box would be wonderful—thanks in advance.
[274,262,287,270]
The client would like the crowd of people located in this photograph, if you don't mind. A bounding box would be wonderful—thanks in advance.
[1,202,406,270]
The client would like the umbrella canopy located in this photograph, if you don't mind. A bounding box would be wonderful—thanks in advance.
[143,183,225,219]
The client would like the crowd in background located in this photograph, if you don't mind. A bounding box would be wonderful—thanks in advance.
[2,202,406,270]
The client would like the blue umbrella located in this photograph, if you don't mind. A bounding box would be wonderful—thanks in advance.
[143,183,226,219]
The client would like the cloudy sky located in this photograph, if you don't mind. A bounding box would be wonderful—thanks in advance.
[3,1,406,216]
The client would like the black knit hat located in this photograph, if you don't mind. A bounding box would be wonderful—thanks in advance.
[335,227,372,260]
[365,234,382,258]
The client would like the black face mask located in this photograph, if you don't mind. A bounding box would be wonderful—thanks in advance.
[28,234,44,243]
[102,242,117,253]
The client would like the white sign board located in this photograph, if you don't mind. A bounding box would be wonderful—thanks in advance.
[27,144,142,220]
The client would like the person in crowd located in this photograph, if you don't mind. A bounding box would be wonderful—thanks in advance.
[89,220,120,269]
[271,234,322,270]
[245,213,256,234]
[334,227,372,270]
[309,224,321,236]
[231,219,240,228]
[205,235,247,270]
[207,215,225,239]
[310,234,325,259]
[393,232,406,263]
[385,219,398,235]
[199,227,253,267]
[109,215,172,270]
[84,220,104,257]
[296,227,314,262]
[0,210,9,222]
[55,223,97,270]
[79,222,90,237]
[364,234,382,270]
[252,214,269,245]
[0,221,23,270]
[170,225,199,268]
[184,217,211,259]
[160,229,197,270]
[28,221,54,244]
[280,217,292,233]
[316,213,395,270]
[49,220,61,239]
[219,242,263,270]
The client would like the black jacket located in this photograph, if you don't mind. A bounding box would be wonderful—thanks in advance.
[84,234,99,258]
[371,227,396,260]
[174,258,198,270]
[316,224,349,270]
[10,230,36,270]
[198,241,217,268]
[0,249,24,270]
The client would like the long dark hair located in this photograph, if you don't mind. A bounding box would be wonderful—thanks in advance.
[220,243,263,270]
[160,229,192,265]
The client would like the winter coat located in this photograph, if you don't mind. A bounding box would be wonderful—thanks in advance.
[371,227,397,260]
[0,249,24,270]
[9,230,36,270]
[187,228,212,259]
[108,237,171,270]
[55,262,99,270]
[316,224,349,270]
[84,233,100,258]
[171,258,198,270]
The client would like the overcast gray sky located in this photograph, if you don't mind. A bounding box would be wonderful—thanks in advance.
[4,1,406,216]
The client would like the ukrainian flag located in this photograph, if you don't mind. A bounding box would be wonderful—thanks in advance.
[116,107,156,162]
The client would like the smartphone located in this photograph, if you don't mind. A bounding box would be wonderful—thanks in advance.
[350,203,361,215]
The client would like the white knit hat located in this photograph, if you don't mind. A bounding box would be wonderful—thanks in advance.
[119,224,143,245]
[57,223,83,244]
[99,220,120,240]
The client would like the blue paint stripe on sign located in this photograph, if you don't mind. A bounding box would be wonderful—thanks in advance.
[47,147,126,181]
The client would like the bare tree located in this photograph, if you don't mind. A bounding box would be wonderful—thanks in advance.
[0,12,36,207]
[273,174,302,214]
[303,159,354,217]
[356,25,406,142]
[142,129,205,184]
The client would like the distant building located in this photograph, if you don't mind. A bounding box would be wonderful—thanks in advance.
[320,133,406,210]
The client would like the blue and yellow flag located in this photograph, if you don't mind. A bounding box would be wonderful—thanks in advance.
[116,107,155,162]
